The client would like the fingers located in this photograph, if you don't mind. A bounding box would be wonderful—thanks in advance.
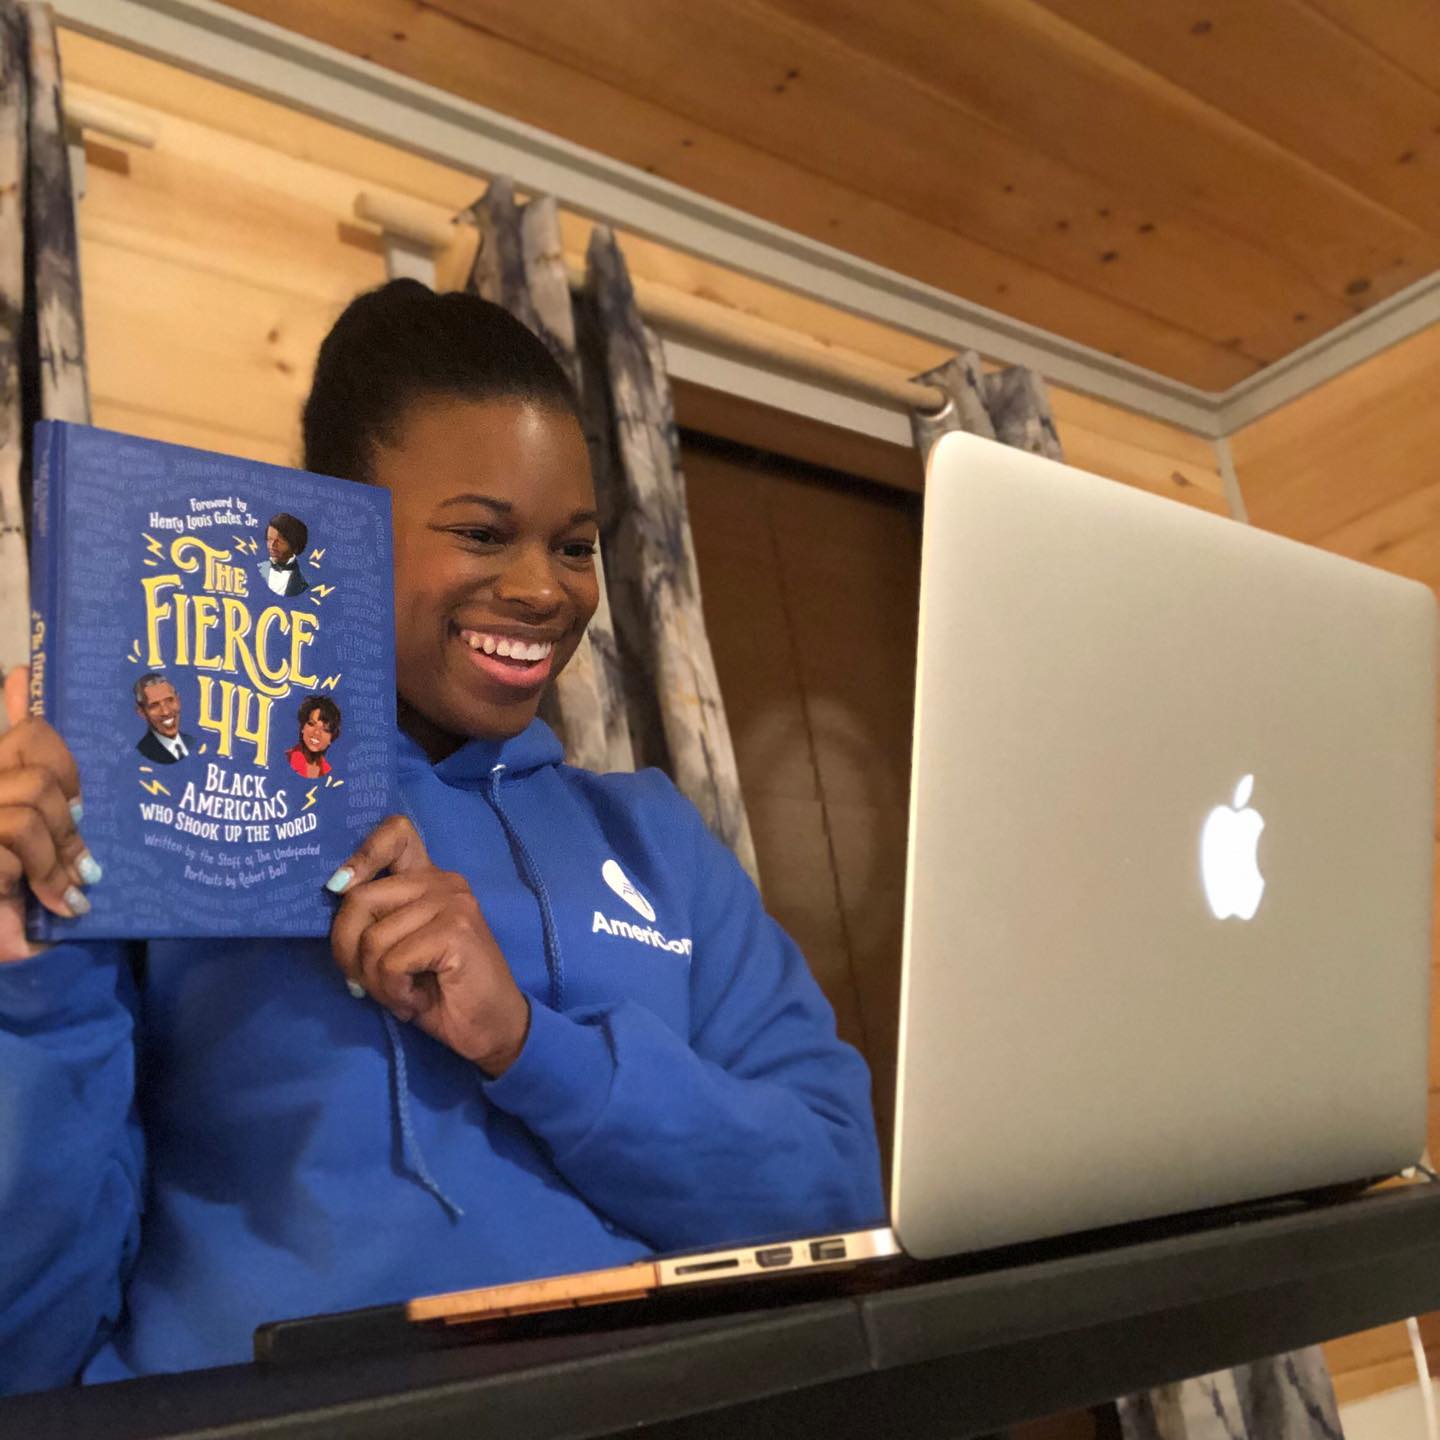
[330,871,449,986]
[331,870,476,1018]
[361,915,463,1022]
[0,714,82,813]
[0,764,93,917]
[3,667,29,730]
[325,813,431,895]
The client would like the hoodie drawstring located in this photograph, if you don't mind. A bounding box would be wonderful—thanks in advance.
[381,1009,465,1220]
[375,791,465,1221]
[488,764,565,1012]
[375,766,561,1223]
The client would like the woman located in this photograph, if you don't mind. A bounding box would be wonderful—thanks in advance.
[287,695,340,778]
[0,282,883,1392]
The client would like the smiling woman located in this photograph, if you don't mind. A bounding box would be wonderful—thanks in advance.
[0,280,885,1392]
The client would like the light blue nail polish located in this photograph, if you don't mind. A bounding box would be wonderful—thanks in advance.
[64,886,90,916]
[77,852,102,886]
[70,800,84,825]
[325,866,354,894]
[346,979,366,999]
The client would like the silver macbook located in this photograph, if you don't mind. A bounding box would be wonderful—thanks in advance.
[895,429,1436,1257]
[402,430,1436,1328]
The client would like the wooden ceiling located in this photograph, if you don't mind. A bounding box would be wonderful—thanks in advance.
[217,0,1440,393]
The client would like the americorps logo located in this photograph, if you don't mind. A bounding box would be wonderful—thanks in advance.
[602,858,656,921]
[593,859,693,957]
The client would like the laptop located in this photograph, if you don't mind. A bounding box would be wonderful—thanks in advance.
[295,430,1440,1337]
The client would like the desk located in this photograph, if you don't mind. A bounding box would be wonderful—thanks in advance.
[8,1185,1440,1440]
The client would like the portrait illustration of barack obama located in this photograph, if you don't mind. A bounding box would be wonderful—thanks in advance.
[258,512,310,598]
[134,673,196,764]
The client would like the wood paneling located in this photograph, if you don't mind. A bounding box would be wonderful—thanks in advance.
[1303,0,1440,96]
[764,0,1422,323]
[1032,0,1440,243]
[1231,323,1440,546]
[216,0,1440,387]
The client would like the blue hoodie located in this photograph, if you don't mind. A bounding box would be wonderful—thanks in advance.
[0,721,884,1392]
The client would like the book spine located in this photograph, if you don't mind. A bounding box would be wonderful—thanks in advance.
[25,421,66,943]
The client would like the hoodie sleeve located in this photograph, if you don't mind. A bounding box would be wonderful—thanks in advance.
[483,797,886,1252]
[0,943,145,1395]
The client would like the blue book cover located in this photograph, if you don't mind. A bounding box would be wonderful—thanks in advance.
[27,421,397,940]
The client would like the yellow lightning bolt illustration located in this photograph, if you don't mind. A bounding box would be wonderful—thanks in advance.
[319,674,341,691]
[308,548,326,566]
[140,778,172,797]
[142,533,165,558]
[308,583,335,603]
[301,787,318,811]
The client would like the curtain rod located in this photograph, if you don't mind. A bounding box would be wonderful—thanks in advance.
[564,262,945,417]
[356,190,946,419]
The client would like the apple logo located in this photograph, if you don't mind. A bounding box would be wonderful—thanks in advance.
[1200,774,1266,921]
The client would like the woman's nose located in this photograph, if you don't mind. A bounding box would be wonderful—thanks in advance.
[494,544,562,613]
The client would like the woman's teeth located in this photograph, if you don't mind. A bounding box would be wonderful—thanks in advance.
[462,632,554,663]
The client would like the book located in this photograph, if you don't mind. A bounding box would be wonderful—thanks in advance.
[27,421,397,940]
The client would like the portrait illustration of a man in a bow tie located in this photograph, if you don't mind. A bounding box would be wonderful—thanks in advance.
[257,512,310,598]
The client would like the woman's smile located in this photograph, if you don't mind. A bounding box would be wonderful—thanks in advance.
[455,625,559,691]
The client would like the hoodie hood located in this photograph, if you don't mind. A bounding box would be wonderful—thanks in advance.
[400,717,566,788]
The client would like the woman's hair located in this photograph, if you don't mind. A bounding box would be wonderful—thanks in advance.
[297,694,342,742]
[302,279,581,484]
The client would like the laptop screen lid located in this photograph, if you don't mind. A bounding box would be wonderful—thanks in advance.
[892,431,1436,1258]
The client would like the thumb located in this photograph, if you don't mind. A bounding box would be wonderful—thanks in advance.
[326,813,432,893]
[3,667,30,730]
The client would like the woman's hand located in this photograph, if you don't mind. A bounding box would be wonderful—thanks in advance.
[0,667,98,963]
[328,815,531,1077]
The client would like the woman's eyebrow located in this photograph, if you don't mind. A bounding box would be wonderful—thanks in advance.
[435,495,600,528]
[436,493,512,513]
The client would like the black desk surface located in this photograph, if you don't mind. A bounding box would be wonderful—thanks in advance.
[8,1184,1440,1440]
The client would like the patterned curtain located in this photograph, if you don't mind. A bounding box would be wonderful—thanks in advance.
[910,360,1346,1440]
[0,0,89,684]
[909,349,1062,463]
[1117,1350,1344,1440]
[468,181,759,885]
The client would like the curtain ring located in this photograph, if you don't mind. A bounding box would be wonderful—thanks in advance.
[915,391,956,425]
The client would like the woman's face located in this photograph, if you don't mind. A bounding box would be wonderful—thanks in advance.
[301,711,335,756]
[373,395,599,757]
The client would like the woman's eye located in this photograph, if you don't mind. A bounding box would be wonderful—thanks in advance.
[458,528,502,546]
[562,540,597,559]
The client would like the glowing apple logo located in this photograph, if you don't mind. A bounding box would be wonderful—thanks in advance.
[1200,774,1266,921]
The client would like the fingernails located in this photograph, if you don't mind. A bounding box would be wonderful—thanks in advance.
[346,979,366,999]
[325,866,354,895]
[70,800,84,825]
[76,852,102,886]
[64,886,91,916]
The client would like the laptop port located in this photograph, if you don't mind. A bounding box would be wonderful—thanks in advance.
[755,1246,793,1269]
[673,1257,742,1277]
[809,1238,847,1262]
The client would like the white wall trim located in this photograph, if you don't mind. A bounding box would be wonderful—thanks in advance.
[51,0,1440,445]
[1214,436,1249,524]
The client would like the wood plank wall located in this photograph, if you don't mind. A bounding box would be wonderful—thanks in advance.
[60,26,1430,1418]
